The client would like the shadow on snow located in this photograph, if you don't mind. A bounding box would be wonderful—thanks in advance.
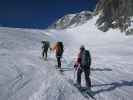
[92,80,133,95]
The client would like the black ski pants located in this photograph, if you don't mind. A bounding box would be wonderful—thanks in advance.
[42,49,48,60]
[77,66,91,88]
[56,56,61,68]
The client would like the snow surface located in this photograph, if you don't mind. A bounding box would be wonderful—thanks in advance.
[0,16,133,100]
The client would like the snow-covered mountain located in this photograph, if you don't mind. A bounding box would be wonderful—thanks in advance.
[50,0,133,34]
[50,11,92,29]
[1,15,133,100]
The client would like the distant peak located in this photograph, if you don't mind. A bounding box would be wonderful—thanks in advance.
[50,10,93,29]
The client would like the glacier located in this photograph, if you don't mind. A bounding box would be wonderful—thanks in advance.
[0,16,133,100]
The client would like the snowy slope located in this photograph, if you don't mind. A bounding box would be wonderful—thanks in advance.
[0,15,133,100]
[0,27,87,100]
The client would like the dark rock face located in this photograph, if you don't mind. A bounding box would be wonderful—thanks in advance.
[126,29,133,35]
[95,0,133,32]
[50,11,92,29]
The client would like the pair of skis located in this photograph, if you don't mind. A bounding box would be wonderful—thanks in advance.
[55,66,64,75]
[77,86,96,100]
[73,66,96,100]
[68,79,96,100]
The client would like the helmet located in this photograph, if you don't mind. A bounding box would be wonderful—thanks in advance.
[80,45,85,51]
[41,41,46,44]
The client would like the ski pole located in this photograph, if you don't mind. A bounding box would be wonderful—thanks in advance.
[73,67,76,83]
[73,64,80,83]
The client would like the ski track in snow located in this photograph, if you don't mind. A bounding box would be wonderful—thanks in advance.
[0,16,133,100]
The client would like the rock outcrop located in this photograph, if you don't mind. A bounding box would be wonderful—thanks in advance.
[95,0,133,33]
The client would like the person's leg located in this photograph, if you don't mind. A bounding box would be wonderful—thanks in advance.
[45,51,47,60]
[57,57,61,68]
[77,68,82,87]
[56,56,60,68]
[84,67,91,89]
[42,50,45,58]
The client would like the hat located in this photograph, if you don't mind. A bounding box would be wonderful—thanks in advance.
[80,45,85,51]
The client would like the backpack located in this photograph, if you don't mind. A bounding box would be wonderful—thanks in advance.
[81,50,91,68]
[57,41,64,52]
[56,42,64,57]
[42,41,50,51]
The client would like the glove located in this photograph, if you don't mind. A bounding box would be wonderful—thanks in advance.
[50,47,52,51]
[74,63,79,70]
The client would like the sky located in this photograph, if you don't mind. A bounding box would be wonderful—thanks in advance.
[0,0,97,29]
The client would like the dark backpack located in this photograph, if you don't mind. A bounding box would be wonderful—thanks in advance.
[81,50,91,68]
[42,41,50,51]
[57,41,64,53]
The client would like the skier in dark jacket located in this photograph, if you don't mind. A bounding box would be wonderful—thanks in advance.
[41,41,50,60]
[74,45,91,90]
[52,41,64,68]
